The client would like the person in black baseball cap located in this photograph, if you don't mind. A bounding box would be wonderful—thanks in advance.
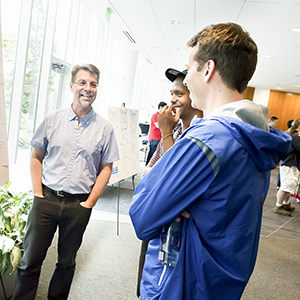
[159,68,202,144]
[136,69,202,297]
[165,68,188,82]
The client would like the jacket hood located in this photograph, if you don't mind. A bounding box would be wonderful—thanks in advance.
[207,100,270,131]
[194,100,291,172]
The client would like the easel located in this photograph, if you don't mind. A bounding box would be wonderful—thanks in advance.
[107,103,140,235]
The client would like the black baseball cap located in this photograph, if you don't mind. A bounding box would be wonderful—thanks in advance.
[165,68,188,82]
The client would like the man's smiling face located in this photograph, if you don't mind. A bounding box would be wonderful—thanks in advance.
[70,69,98,110]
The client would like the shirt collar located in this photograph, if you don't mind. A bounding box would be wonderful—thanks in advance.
[68,105,95,125]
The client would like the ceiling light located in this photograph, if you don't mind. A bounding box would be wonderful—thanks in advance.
[289,27,300,33]
[170,20,184,25]
[276,86,283,90]
[293,84,300,88]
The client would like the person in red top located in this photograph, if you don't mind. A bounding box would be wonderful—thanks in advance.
[145,101,167,164]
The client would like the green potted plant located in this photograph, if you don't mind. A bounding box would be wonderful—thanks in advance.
[0,182,33,299]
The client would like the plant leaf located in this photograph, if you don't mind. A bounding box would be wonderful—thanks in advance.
[4,181,12,190]
[10,245,22,274]
[0,207,5,229]
[0,183,32,276]
[0,251,10,276]
[0,234,15,253]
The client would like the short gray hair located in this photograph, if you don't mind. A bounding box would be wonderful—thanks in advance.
[71,64,100,83]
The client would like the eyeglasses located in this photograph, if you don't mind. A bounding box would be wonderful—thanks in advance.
[73,80,99,89]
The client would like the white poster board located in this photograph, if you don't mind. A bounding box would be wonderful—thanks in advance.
[107,106,140,184]
[0,12,9,186]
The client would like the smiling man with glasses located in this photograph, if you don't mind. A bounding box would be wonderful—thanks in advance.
[70,64,100,114]
[12,64,119,300]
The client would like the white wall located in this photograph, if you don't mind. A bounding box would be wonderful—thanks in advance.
[252,88,270,106]
[110,43,138,108]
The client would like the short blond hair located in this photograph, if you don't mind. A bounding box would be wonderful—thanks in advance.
[287,118,300,135]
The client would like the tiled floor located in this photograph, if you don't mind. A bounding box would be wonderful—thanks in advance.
[261,169,300,239]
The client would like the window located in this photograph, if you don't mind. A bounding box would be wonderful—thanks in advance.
[46,62,66,113]
[52,0,72,60]
[1,0,22,128]
[18,0,48,153]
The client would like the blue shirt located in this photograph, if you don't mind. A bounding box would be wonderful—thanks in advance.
[30,106,119,194]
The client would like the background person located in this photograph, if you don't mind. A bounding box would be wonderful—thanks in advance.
[12,64,119,300]
[269,116,279,128]
[286,119,294,130]
[130,23,291,300]
[145,101,167,165]
[277,119,294,189]
[275,118,300,216]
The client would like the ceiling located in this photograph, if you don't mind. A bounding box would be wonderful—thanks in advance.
[84,0,300,94]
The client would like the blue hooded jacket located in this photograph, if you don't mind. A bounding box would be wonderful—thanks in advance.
[130,100,291,300]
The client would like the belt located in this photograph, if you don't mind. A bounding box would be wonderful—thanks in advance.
[42,184,90,201]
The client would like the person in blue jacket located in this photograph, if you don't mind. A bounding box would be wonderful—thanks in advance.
[129,23,291,300]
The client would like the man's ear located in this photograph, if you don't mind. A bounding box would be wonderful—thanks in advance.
[203,60,216,83]
[69,82,73,91]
